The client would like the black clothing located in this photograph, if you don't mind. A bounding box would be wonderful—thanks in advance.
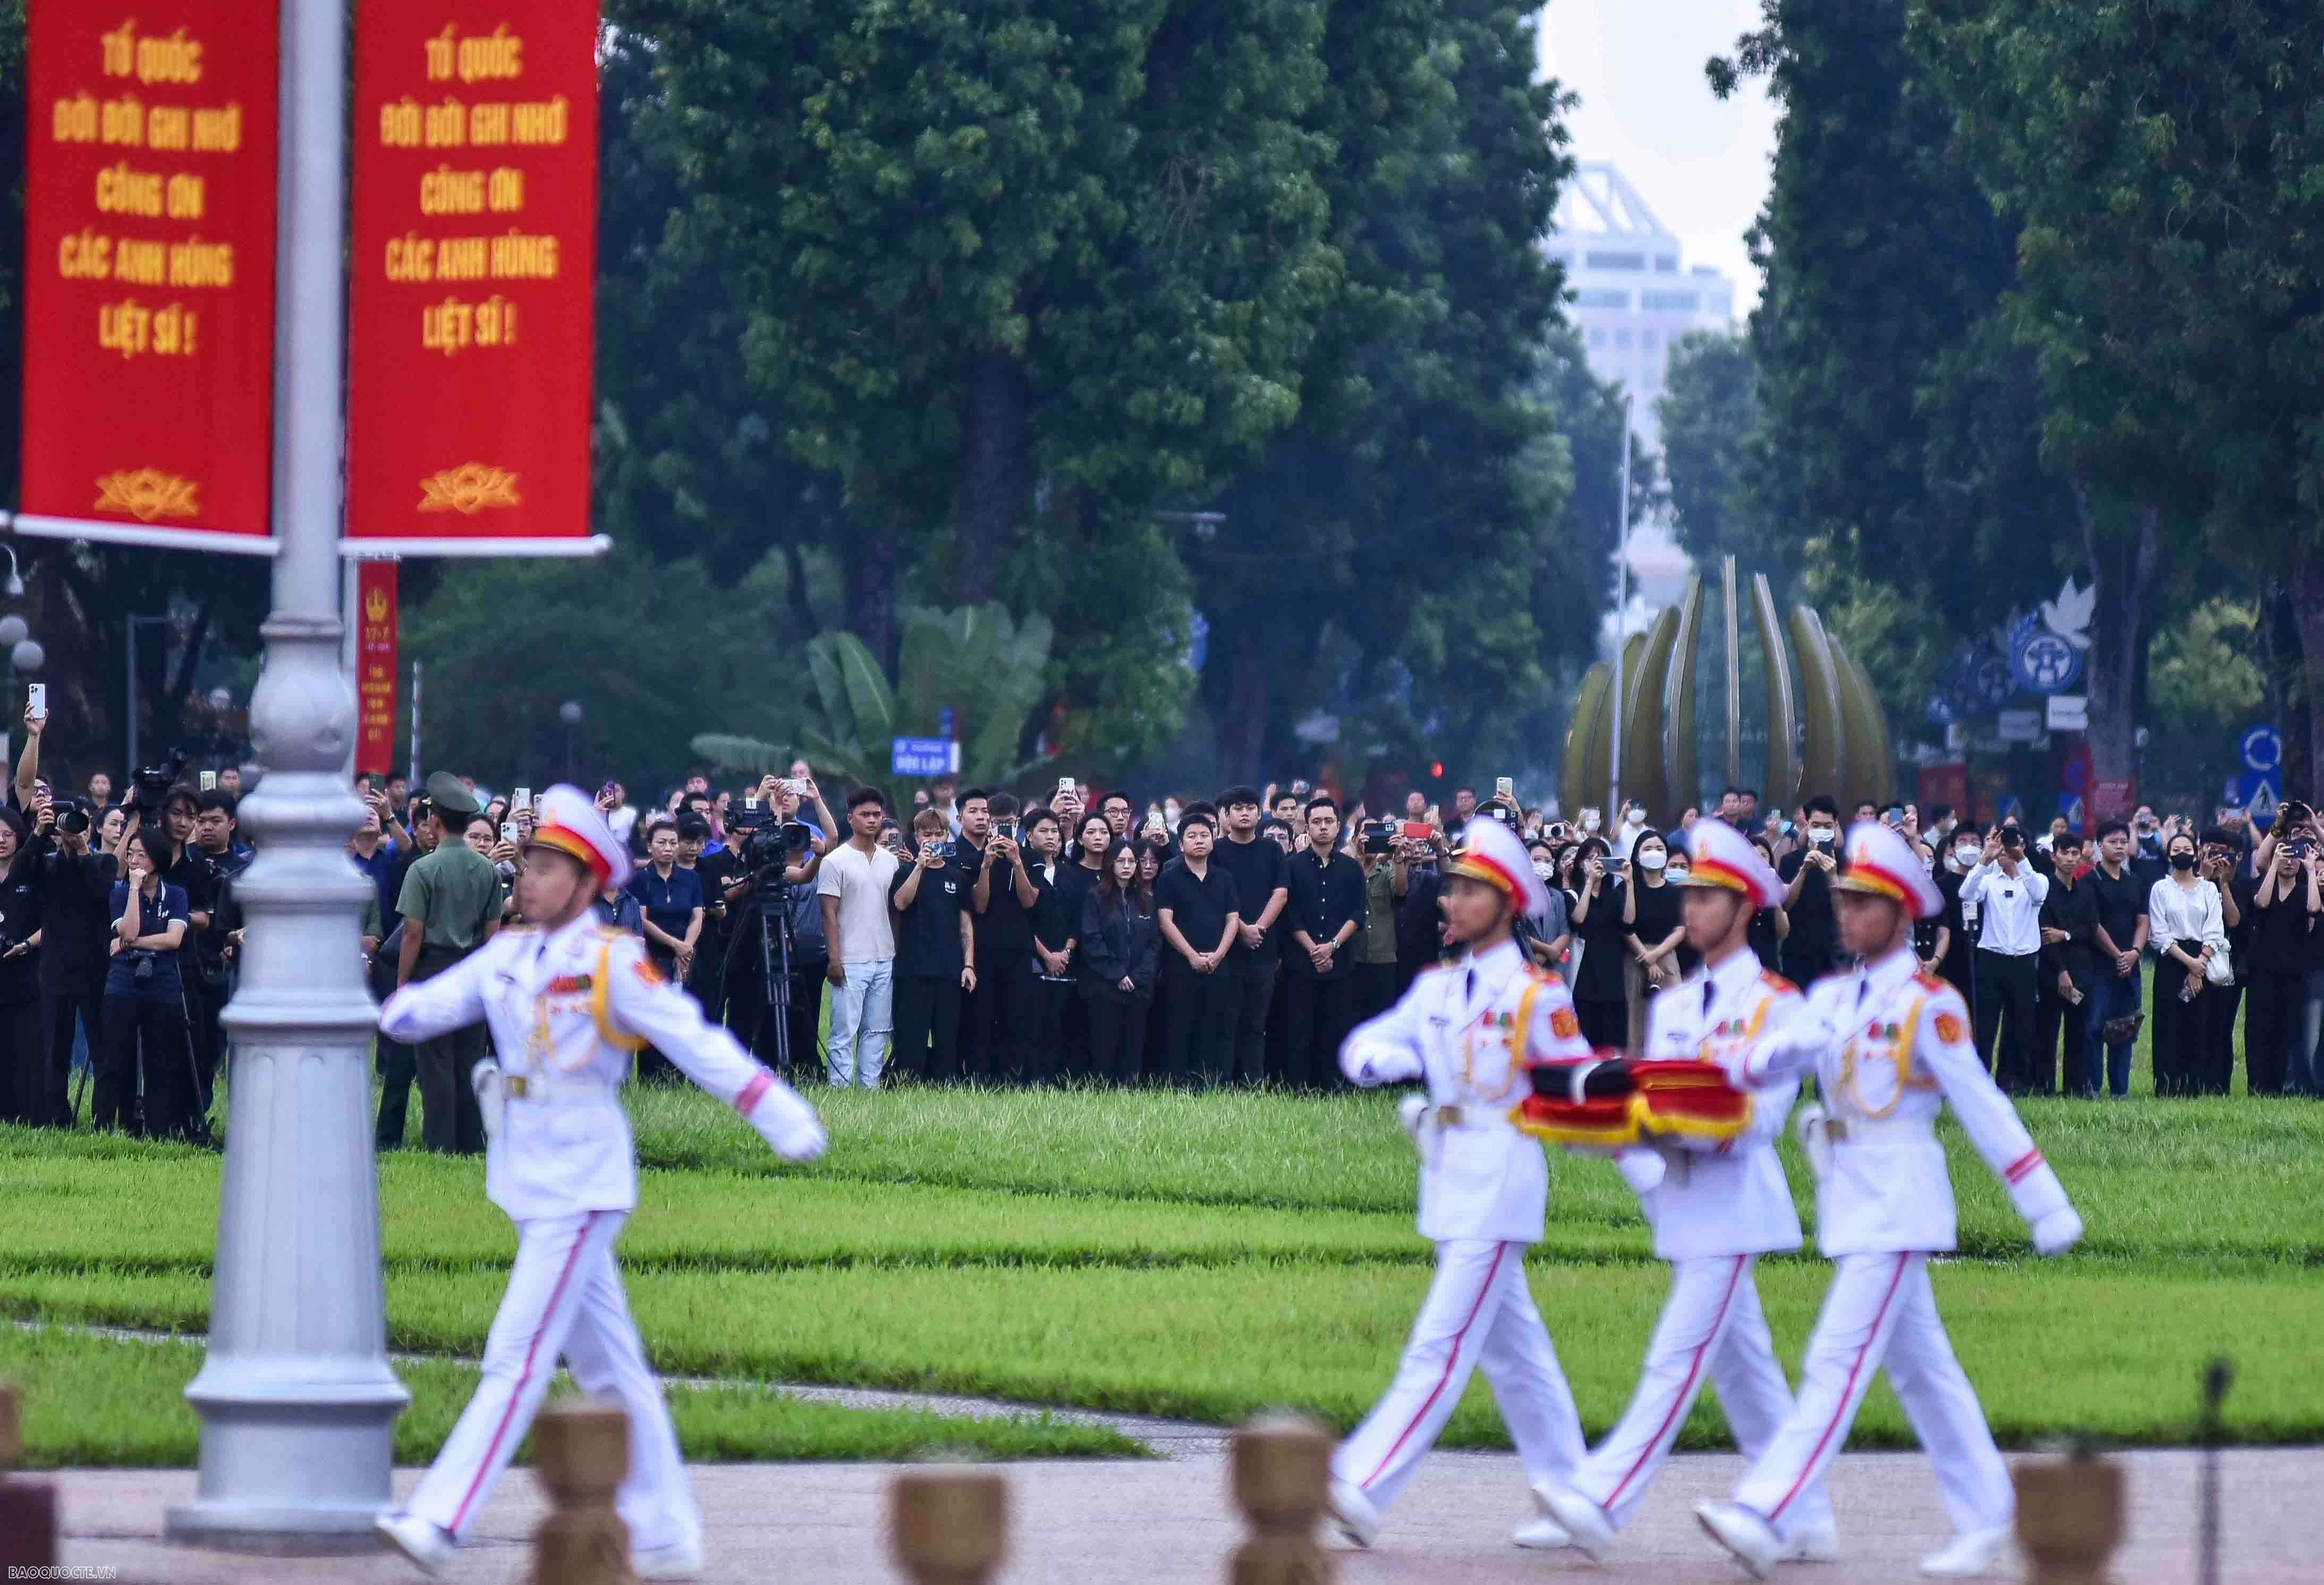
[1028,862,1078,954]
[1079,888,1161,997]
[2244,879,2311,976]
[1154,858,1242,963]
[32,842,118,998]
[2085,866,2148,960]
[1281,972,1356,1090]
[1157,962,1233,1086]
[2034,981,2087,1097]
[1570,878,1629,1004]
[2243,968,2302,1094]
[1934,869,1974,1001]
[890,860,969,979]
[971,846,1037,953]
[1225,961,1274,1084]
[1777,845,1839,981]
[1748,908,1783,974]
[1972,947,2041,1093]
[0,868,44,1006]
[1282,850,1364,982]
[893,973,963,1081]
[96,992,194,1137]
[1210,835,1288,963]
[44,994,101,1126]
[2039,876,2101,996]
[2150,960,2204,1097]
[1626,878,1687,974]
[1052,861,1105,950]
[1083,984,1150,1083]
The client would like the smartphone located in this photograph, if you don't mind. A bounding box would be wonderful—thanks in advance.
[1057,776,1076,795]
[599,781,620,801]
[199,770,217,791]
[1426,804,1441,826]
[995,819,1019,844]
[500,821,519,844]
[1401,820,1434,841]
[513,787,531,811]
[1496,776,1515,801]
[26,683,45,721]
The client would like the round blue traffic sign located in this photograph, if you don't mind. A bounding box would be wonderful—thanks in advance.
[2240,724,2283,775]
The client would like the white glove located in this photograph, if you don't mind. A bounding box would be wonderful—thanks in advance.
[470,1060,505,1142]
[741,1075,828,1163]
[2030,1205,2083,1257]
[1396,1092,1429,1142]
[1793,1104,1833,1183]
[1615,1147,1667,1197]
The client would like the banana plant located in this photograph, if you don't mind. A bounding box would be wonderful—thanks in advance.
[692,603,1055,792]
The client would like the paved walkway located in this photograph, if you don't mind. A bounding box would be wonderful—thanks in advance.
[36,1446,2323,1583]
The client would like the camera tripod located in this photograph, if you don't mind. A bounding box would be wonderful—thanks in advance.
[722,868,801,1080]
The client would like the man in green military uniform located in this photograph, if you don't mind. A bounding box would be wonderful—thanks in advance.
[396,772,503,1153]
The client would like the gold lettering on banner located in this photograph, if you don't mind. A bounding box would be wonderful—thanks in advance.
[425,97,467,148]
[99,94,142,145]
[468,102,509,146]
[166,238,233,287]
[95,162,164,217]
[114,239,166,285]
[380,97,421,148]
[511,97,566,146]
[417,464,521,515]
[147,105,190,150]
[95,468,202,521]
[54,93,100,143]
[59,231,114,281]
[192,103,241,152]
[420,165,485,215]
[487,167,524,211]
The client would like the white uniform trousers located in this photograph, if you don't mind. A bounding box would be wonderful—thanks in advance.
[1567,1255,1834,1532]
[1332,1239,1585,1514]
[1732,1252,2011,1537]
[408,1209,701,1553]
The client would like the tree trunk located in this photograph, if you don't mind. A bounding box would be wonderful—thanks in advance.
[2076,488,2166,798]
[947,346,1035,606]
[1215,631,1271,784]
[847,527,896,675]
[2288,563,2324,800]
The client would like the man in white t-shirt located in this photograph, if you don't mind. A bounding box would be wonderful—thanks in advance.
[818,786,901,1087]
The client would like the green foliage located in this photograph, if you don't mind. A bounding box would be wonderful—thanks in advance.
[1656,329,1761,570]
[693,604,1055,792]
[399,547,800,793]
[2147,596,2266,804]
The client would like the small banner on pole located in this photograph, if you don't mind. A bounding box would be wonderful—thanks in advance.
[18,4,281,553]
[345,4,604,556]
[355,561,398,776]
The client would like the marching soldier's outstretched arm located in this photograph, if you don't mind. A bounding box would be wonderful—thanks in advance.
[1914,987,2080,1252]
[601,931,827,1162]
[1339,974,1430,1087]
[1738,984,1835,1089]
[378,940,495,1044]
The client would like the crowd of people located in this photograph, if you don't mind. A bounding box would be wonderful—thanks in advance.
[5,699,2317,1150]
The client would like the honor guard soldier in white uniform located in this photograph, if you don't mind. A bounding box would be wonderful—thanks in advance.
[1696,820,2083,1581]
[1327,815,1591,1551]
[1522,820,1837,1561]
[375,787,828,1580]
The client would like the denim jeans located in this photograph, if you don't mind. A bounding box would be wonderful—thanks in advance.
[2080,968,2141,1097]
[827,958,895,1089]
[2295,970,2324,1097]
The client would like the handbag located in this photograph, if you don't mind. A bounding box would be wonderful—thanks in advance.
[2204,941,2234,987]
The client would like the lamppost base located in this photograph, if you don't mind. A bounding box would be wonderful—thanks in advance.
[165,1361,409,1549]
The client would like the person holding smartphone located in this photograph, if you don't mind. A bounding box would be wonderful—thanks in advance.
[890,807,974,1081]
[968,791,1040,1081]
[1566,836,1629,1049]
[97,826,194,1137]
[1776,795,1845,987]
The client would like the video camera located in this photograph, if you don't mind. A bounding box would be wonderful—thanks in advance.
[730,798,813,855]
[126,749,190,820]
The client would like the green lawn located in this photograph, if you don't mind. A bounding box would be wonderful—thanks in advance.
[0,1079,2318,1466]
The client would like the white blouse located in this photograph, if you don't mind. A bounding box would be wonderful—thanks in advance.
[2145,876,2227,957]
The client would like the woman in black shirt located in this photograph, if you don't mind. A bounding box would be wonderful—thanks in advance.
[1624,828,1686,1049]
[1079,843,1159,1083]
[0,807,44,1123]
[1748,836,1789,973]
[1567,837,1629,1049]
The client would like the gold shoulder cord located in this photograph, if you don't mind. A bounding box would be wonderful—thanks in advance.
[1840,989,1931,1118]
[591,938,648,1054]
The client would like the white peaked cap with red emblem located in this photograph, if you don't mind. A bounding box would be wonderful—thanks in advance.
[1677,819,1784,910]
[1834,818,1941,920]
[1447,811,1550,918]
[526,784,633,892]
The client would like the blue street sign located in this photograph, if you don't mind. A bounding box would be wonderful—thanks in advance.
[2235,768,2282,808]
[2239,723,2283,775]
[2008,613,2082,695]
[892,736,960,778]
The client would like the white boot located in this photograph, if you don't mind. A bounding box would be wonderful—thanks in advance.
[1695,1500,1784,1581]
[1540,1484,1617,1560]
[1511,1481,1573,1550]
[375,1512,454,1578]
[1919,1525,2012,1578]
[1329,1478,1380,1548]
[634,1535,708,1580]
[1786,1517,1841,1563]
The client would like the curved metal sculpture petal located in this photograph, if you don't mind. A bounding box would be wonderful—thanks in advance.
[1751,574,1799,810]
[1788,605,1848,806]
[1562,661,1613,821]
[1663,573,1704,820]
[1830,639,1895,808]
[1623,607,1680,824]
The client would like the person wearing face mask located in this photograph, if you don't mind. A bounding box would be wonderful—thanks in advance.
[1578,806,1604,840]
[1614,801,1651,861]
[1622,830,1687,1050]
[1776,796,1844,987]
[1568,837,1630,1048]
[1933,825,1981,1006]
[2145,828,2228,1098]
[2035,832,2099,1095]
[1522,840,1572,981]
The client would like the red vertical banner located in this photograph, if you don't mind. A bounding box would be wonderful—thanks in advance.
[18,4,280,552]
[345,5,603,555]
[356,561,398,777]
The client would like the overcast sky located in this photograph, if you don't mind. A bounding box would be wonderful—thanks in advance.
[1537,0,1778,313]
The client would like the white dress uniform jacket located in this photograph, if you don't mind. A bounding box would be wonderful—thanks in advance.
[379,913,825,1221]
[1341,938,1593,1243]
[1627,947,1806,1261]
[1749,944,2070,1254]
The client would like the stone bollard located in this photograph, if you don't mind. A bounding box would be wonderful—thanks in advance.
[891,1467,1008,1585]
[1228,1414,1333,1585]
[531,1397,636,1585]
[0,1380,60,1569]
[2013,1446,2123,1585]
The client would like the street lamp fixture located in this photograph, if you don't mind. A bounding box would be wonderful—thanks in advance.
[0,544,24,598]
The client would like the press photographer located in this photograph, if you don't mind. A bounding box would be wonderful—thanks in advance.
[716,783,825,1079]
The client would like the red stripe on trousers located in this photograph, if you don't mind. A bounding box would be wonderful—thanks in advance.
[1602,1255,1746,1509]
[1769,1253,1909,1522]
[2004,1148,2041,1183]
[451,1209,601,1533]
[1361,1241,1511,1491]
